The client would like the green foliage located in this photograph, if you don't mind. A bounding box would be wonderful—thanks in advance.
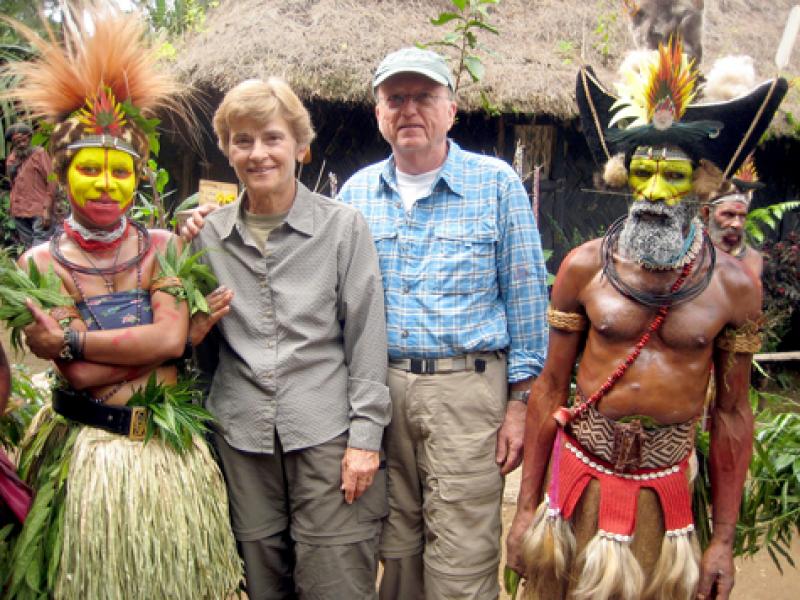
[503,564,521,599]
[760,231,800,352]
[131,159,174,229]
[0,254,74,352]
[125,374,215,452]
[592,4,618,62]
[737,390,800,571]
[137,0,218,37]
[0,44,34,161]
[694,389,800,572]
[6,415,77,600]
[422,0,501,115]
[745,200,800,245]
[0,190,22,255]
[0,365,48,451]
[555,39,577,65]
[154,238,218,315]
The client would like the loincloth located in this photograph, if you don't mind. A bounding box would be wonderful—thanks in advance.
[521,423,699,600]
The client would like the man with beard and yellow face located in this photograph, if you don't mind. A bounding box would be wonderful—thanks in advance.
[505,39,787,600]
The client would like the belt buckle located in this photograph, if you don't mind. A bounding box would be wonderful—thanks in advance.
[128,406,148,441]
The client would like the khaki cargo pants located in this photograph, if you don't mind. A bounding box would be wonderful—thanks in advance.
[380,353,507,600]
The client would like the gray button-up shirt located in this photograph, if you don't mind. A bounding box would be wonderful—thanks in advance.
[194,182,390,454]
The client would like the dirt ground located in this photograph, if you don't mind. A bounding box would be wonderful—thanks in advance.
[3,326,797,599]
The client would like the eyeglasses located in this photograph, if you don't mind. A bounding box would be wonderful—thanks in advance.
[380,92,447,109]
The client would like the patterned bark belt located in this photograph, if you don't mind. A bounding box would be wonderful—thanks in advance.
[568,403,695,473]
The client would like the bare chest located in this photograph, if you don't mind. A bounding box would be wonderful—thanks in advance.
[582,274,725,350]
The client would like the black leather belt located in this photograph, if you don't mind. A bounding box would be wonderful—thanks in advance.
[52,388,148,441]
[389,355,488,374]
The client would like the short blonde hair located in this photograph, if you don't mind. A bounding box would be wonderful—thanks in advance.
[212,78,315,156]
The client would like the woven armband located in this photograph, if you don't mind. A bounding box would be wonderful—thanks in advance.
[50,305,81,328]
[547,305,588,332]
[715,324,761,354]
[150,276,184,295]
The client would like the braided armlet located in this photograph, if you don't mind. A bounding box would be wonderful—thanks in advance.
[547,305,588,332]
[150,276,185,297]
[715,323,762,354]
[50,305,81,328]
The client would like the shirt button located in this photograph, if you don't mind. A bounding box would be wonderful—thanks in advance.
[401,330,409,338]
[402,285,409,294]
[395,202,402,209]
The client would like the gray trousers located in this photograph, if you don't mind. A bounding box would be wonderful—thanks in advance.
[213,431,386,600]
[14,216,53,250]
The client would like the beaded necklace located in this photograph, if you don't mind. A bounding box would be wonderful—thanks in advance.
[553,256,696,427]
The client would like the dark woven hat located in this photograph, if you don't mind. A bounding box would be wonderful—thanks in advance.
[576,65,787,179]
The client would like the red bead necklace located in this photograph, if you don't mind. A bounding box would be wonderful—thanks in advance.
[553,257,696,427]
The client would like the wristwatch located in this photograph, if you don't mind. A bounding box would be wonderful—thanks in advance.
[509,390,530,404]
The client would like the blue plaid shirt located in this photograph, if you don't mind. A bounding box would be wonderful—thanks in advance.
[339,141,548,382]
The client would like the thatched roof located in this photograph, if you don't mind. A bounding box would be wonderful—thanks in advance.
[175,0,800,126]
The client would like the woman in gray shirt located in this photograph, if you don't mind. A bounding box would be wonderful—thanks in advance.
[191,78,391,599]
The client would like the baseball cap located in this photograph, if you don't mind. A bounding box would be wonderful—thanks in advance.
[373,47,455,92]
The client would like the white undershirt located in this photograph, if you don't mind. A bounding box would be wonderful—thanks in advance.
[396,167,441,213]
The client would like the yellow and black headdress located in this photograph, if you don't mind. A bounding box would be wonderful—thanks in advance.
[1,3,188,183]
[576,37,787,181]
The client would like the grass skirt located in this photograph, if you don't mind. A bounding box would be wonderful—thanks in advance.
[8,407,242,599]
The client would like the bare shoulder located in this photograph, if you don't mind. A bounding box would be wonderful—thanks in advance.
[714,250,761,324]
[147,228,180,252]
[550,238,603,310]
[16,242,56,272]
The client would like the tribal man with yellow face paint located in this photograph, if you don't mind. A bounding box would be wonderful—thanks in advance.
[507,39,787,600]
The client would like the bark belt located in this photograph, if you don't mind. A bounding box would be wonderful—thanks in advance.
[52,388,148,441]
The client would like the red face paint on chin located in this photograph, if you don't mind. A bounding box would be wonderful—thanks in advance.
[70,194,132,229]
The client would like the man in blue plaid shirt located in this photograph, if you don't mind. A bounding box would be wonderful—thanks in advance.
[339,47,549,600]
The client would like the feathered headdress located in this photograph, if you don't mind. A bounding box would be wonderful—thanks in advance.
[707,154,761,208]
[1,2,189,182]
[576,36,787,182]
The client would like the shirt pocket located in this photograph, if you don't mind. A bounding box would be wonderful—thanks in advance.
[430,222,497,295]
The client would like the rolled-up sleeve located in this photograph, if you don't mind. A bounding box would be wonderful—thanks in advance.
[338,210,391,451]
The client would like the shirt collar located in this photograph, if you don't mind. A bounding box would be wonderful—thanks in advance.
[379,139,465,198]
[218,180,316,240]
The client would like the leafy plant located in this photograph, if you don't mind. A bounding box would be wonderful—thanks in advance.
[694,388,800,572]
[0,255,74,351]
[154,238,218,315]
[745,200,800,245]
[760,231,800,351]
[555,39,577,65]
[0,364,48,451]
[422,0,501,115]
[125,374,215,452]
[592,5,618,62]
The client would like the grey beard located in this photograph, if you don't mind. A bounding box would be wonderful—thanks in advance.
[708,218,744,255]
[619,201,695,269]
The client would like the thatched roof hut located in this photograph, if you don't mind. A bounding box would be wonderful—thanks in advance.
[175,0,800,124]
[168,0,799,261]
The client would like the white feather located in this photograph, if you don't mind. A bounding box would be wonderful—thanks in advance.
[776,5,800,70]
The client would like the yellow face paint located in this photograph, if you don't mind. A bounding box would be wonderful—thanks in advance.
[628,157,693,206]
[67,147,136,227]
